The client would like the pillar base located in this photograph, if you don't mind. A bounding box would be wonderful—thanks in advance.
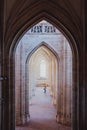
[16,118,22,126]
[25,113,30,123]
[56,113,71,126]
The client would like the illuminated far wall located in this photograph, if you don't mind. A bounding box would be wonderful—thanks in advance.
[28,45,58,105]
[15,20,72,127]
[15,39,72,126]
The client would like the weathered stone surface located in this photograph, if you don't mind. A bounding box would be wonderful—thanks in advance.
[0,1,86,130]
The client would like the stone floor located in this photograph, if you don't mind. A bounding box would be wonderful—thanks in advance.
[16,87,71,130]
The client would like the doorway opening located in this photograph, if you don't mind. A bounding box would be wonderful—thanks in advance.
[15,20,72,130]
[28,45,58,106]
[28,45,59,130]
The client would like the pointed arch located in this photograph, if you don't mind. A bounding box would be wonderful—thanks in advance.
[2,2,80,130]
[26,42,59,108]
[26,42,60,64]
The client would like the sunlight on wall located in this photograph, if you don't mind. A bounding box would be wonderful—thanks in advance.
[40,60,47,78]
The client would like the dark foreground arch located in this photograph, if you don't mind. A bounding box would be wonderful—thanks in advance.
[2,1,81,130]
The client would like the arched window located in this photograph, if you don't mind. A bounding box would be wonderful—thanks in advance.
[40,60,46,78]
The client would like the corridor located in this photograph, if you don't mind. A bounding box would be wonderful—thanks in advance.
[15,20,72,127]
[0,1,85,130]
[16,87,71,130]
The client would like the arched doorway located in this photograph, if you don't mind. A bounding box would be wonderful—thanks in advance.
[27,45,58,107]
[27,45,58,130]
[3,3,80,130]
[14,20,73,130]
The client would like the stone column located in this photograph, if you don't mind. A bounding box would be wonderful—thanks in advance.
[54,59,58,105]
[24,48,30,123]
[64,40,72,125]
[60,42,65,124]
[15,45,21,125]
[56,37,72,126]
[49,59,52,96]
[52,60,55,104]
[20,44,26,124]
[61,38,72,125]
[52,58,57,106]
[56,60,63,123]
[54,59,58,106]
[49,62,52,95]
[29,60,33,104]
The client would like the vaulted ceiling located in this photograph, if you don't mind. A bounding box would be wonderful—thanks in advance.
[5,0,82,21]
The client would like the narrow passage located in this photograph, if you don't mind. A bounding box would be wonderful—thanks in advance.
[16,87,71,130]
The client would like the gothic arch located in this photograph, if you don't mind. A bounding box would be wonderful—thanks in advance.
[26,42,60,63]
[24,43,59,124]
[2,2,80,130]
[5,1,81,52]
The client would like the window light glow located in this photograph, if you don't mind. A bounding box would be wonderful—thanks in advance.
[40,60,46,78]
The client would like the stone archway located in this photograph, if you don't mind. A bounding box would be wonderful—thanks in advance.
[26,44,59,121]
[25,40,72,126]
[27,45,58,121]
[3,2,80,130]
[14,18,73,128]
[15,41,60,126]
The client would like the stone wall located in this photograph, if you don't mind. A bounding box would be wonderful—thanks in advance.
[0,0,85,130]
[15,21,72,126]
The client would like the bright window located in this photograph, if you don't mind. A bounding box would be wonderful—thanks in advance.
[40,60,46,78]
